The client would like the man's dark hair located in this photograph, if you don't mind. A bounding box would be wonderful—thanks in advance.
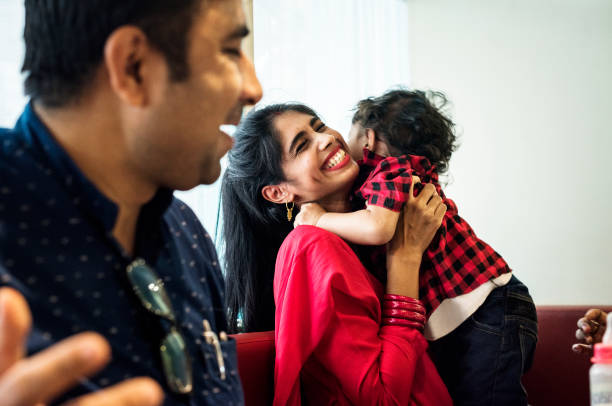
[353,89,457,174]
[22,0,203,107]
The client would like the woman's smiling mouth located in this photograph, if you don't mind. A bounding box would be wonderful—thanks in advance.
[323,147,350,171]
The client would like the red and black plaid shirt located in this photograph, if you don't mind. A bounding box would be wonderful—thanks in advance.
[354,149,511,315]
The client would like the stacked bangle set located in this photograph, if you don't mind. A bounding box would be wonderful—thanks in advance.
[381,294,426,331]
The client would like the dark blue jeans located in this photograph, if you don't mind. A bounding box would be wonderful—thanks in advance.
[428,275,538,406]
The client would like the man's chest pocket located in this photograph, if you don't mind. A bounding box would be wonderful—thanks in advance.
[197,338,244,405]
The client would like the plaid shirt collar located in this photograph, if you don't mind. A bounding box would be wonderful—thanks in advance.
[360,148,438,181]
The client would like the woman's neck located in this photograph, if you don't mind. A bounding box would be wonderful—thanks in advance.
[318,192,353,213]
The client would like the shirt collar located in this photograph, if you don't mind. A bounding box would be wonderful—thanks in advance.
[360,147,438,179]
[16,101,174,234]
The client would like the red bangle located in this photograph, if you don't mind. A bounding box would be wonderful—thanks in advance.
[382,318,424,331]
[382,309,426,324]
[383,300,426,314]
[383,294,424,306]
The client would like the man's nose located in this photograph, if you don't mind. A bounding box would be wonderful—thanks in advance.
[240,55,263,106]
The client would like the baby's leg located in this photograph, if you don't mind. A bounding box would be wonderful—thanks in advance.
[428,276,537,406]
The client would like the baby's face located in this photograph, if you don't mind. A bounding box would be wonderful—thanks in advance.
[347,123,366,161]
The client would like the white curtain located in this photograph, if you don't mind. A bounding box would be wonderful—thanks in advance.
[0,0,27,127]
[179,1,412,246]
[253,0,411,135]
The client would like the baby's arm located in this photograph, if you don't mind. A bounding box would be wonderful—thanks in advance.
[320,205,400,245]
[295,203,400,246]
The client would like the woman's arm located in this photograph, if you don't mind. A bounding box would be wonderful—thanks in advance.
[386,182,446,297]
[296,203,399,245]
[312,283,449,405]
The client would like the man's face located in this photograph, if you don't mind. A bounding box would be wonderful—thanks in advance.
[130,0,262,190]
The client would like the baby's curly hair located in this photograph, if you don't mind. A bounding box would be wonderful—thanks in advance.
[352,89,456,174]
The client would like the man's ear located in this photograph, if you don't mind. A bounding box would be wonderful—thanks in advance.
[104,26,161,107]
[365,128,391,157]
[261,184,294,204]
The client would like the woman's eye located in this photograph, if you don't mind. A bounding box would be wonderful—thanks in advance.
[316,123,326,132]
[296,141,307,153]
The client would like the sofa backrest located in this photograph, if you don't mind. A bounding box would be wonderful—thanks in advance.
[233,306,611,405]
[523,305,610,406]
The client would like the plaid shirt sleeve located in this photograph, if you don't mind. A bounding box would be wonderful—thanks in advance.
[356,150,415,212]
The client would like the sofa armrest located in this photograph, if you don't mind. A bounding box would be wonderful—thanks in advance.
[232,331,275,406]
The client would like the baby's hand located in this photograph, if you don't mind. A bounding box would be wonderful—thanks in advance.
[294,203,327,228]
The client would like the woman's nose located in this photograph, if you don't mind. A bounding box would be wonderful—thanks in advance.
[316,132,336,151]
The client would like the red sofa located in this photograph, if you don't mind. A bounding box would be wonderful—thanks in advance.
[233,331,275,406]
[233,306,609,406]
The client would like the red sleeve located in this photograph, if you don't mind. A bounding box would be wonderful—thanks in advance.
[357,154,415,212]
[273,226,451,406]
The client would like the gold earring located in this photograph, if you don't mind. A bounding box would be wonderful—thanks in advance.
[286,202,294,222]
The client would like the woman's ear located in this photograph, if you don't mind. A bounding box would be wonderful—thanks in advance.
[366,128,391,157]
[261,184,294,204]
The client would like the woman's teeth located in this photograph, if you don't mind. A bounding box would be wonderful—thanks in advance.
[326,149,346,169]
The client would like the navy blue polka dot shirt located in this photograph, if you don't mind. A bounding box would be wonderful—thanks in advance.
[0,103,244,405]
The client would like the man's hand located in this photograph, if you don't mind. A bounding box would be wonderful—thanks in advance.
[294,202,327,228]
[0,287,164,406]
[572,308,608,355]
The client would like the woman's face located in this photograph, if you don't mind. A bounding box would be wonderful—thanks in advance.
[273,110,359,209]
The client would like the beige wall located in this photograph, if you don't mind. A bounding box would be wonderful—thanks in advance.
[407,0,612,305]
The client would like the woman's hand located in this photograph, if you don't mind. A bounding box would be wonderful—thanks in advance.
[294,203,327,228]
[388,180,446,258]
[572,308,608,355]
[386,179,446,297]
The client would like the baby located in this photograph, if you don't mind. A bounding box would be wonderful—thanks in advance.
[295,89,538,405]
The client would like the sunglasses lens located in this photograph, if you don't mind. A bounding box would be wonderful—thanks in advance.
[161,330,193,394]
[126,262,173,319]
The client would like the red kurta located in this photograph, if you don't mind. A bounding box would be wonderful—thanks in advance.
[274,226,452,406]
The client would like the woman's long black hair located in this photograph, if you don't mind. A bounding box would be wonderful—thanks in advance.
[222,103,318,333]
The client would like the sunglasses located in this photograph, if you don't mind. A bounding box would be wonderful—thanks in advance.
[126,258,193,394]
